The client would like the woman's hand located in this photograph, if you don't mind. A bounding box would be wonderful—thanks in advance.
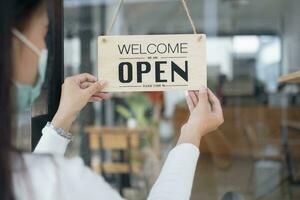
[178,86,224,148]
[52,73,110,131]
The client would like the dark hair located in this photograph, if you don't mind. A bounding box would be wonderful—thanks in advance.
[0,1,46,199]
[0,0,13,199]
[14,0,47,31]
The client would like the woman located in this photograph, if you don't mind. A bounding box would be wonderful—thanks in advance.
[0,0,224,199]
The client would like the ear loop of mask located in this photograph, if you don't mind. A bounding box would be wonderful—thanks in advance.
[12,28,41,57]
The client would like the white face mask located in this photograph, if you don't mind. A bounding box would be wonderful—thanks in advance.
[12,29,48,112]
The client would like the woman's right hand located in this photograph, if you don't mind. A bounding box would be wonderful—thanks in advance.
[178,86,224,148]
[52,73,110,132]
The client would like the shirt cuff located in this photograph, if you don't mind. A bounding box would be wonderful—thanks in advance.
[167,143,200,174]
[171,143,200,157]
[34,125,70,155]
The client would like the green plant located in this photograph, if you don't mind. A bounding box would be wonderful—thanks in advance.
[116,93,152,128]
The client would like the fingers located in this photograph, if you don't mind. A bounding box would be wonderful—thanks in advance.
[188,91,198,107]
[196,85,209,110]
[194,91,199,98]
[92,92,111,100]
[207,89,222,114]
[207,89,224,123]
[85,80,107,95]
[80,81,93,89]
[81,79,110,102]
[185,92,195,112]
[90,93,111,102]
[81,81,110,98]
[74,73,97,83]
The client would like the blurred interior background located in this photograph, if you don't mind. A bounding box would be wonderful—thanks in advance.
[15,0,300,199]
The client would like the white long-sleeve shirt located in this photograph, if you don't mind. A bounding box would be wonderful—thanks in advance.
[13,125,199,200]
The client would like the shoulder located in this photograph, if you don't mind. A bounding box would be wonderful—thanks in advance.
[19,153,88,179]
[13,153,89,199]
[13,153,123,200]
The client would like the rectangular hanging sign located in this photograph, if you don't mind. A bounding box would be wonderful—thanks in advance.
[98,34,207,92]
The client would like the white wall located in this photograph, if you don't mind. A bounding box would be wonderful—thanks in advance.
[282,0,300,74]
[206,38,233,79]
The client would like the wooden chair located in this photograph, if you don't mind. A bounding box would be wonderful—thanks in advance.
[244,125,283,161]
[85,126,142,174]
[244,125,284,194]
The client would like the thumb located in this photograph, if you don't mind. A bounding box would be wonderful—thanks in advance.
[196,85,209,110]
[85,80,107,95]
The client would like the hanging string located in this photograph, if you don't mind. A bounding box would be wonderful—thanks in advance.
[181,0,197,34]
[106,0,197,35]
[106,0,125,35]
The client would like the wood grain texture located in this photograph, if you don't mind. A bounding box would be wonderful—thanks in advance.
[98,34,206,92]
[278,70,300,83]
[173,106,300,157]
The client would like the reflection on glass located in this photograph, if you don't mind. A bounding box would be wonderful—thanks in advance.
[64,0,300,199]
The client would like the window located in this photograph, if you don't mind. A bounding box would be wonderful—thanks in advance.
[63,0,300,199]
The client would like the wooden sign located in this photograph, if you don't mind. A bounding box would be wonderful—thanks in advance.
[98,34,206,92]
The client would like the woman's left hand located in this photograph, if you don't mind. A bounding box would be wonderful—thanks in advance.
[51,73,110,131]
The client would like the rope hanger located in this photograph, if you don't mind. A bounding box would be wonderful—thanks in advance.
[106,0,198,35]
